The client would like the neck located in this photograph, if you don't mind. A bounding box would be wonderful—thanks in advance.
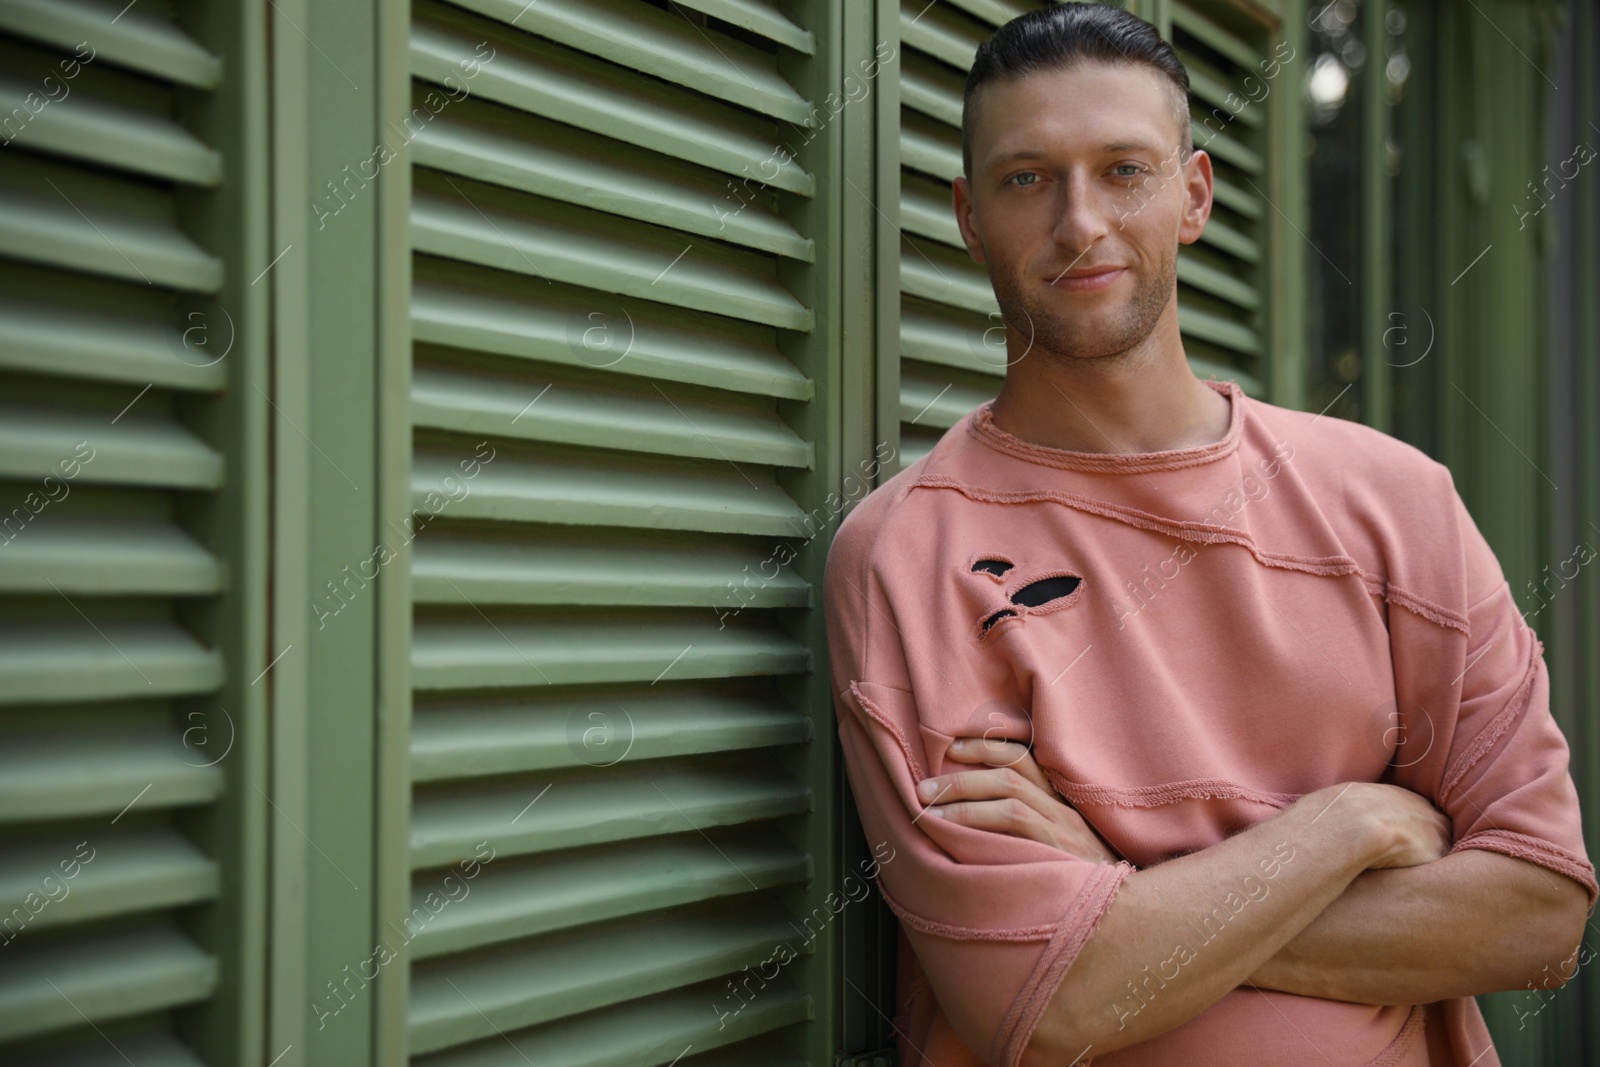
[988,311,1230,455]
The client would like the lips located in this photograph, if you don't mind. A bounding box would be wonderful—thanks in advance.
[1049,266,1126,291]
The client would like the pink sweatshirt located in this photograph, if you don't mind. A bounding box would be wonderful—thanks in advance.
[824,377,1596,1067]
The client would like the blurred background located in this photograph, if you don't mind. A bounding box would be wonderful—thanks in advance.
[0,0,1595,1064]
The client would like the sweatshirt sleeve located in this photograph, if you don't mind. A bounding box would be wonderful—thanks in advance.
[825,507,1134,1067]
[1387,473,1597,909]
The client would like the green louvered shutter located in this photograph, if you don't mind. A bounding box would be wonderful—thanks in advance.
[887,0,1286,470]
[1168,0,1279,394]
[892,0,1041,469]
[403,1,831,1063]
[0,0,265,1064]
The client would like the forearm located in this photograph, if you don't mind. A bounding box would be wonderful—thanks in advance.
[1248,849,1590,1004]
[1022,785,1390,1066]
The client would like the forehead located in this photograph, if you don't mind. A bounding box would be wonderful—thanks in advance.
[969,61,1181,168]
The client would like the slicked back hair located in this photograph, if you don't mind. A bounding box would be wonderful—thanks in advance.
[962,3,1192,180]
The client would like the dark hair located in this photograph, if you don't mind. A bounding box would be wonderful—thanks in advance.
[962,2,1192,179]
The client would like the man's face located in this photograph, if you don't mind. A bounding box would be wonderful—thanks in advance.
[954,61,1211,364]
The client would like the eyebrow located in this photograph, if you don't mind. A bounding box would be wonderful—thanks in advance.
[986,141,1167,169]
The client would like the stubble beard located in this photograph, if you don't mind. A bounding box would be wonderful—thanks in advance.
[989,248,1176,366]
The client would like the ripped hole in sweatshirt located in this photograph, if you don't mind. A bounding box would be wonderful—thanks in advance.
[980,608,1017,635]
[1010,575,1081,607]
[971,558,1014,577]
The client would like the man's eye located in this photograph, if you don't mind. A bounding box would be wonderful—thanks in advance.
[1113,164,1144,178]
[1010,172,1039,187]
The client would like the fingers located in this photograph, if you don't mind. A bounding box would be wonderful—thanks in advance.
[928,796,1117,862]
[946,735,1030,767]
[927,796,1058,847]
[917,766,1108,854]
[919,766,1059,823]
[918,763,1125,862]
[944,736,1054,795]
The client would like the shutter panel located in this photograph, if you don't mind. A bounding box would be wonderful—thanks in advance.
[1169,0,1274,394]
[892,0,1043,470]
[405,2,823,1063]
[889,0,1281,470]
[0,0,260,1063]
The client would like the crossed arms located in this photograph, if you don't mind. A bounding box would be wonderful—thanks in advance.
[919,738,1591,1064]
[827,465,1597,1065]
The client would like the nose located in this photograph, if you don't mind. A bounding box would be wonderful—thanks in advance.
[1049,169,1112,261]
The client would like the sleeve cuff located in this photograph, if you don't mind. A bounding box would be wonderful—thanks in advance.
[1452,828,1599,910]
[996,861,1134,1067]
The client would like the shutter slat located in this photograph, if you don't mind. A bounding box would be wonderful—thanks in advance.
[413,270,814,401]
[407,902,812,1054]
[0,831,216,930]
[412,100,814,262]
[0,926,216,1042]
[0,80,222,186]
[0,294,228,392]
[1195,214,1260,263]
[410,764,809,867]
[412,690,811,780]
[1211,175,1263,220]
[0,183,222,292]
[413,366,813,468]
[409,831,809,959]
[1185,64,1265,130]
[900,369,996,431]
[900,301,1006,377]
[0,0,221,89]
[1192,121,1263,173]
[901,175,961,246]
[0,521,221,595]
[415,448,812,535]
[0,407,223,490]
[410,977,808,1067]
[1172,2,1259,71]
[7,1032,211,1067]
[900,242,997,315]
[412,2,814,197]
[411,615,810,692]
[1177,302,1261,356]
[900,113,963,181]
[651,0,815,56]
[0,624,224,705]
[413,536,810,610]
[899,3,982,71]
[900,53,965,127]
[0,733,223,821]
[942,0,1032,26]
[447,0,814,124]
[412,177,813,331]
[1176,254,1261,311]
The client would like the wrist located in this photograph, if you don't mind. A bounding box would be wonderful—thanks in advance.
[1295,783,1395,867]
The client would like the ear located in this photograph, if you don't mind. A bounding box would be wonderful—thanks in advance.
[953,175,988,265]
[1177,149,1214,246]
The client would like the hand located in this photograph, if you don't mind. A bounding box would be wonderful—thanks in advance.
[1305,782,1452,870]
[916,736,1123,864]
[1361,783,1452,869]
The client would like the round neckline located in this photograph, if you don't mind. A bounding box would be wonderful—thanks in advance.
[966,377,1245,474]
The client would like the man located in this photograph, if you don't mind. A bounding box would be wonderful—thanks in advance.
[822,5,1595,1066]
